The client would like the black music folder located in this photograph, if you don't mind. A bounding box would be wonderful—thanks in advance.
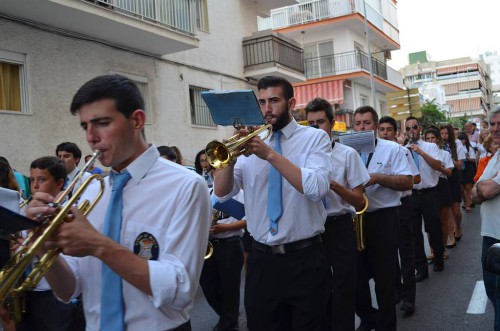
[201,90,265,126]
[0,206,39,237]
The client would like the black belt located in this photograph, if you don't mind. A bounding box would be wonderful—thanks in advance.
[412,186,437,195]
[326,213,352,223]
[210,236,241,245]
[251,235,322,255]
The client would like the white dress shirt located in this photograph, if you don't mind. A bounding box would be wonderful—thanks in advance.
[364,138,412,212]
[66,166,92,197]
[456,139,467,162]
[325,142,370,217]
[63,145,211,330]
[407,139,441,189]
[215,119,332,245]
[438,149,454,179]
[212,190,245,239]
[479,150,500,239]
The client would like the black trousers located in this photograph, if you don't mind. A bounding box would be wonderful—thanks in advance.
[245,240,330,331]
[411,189,444,273]
[355,207,399,331]
[16,290,80,331]
[200,237,244,330]
[322,214,357,331]
[395,196,416,304]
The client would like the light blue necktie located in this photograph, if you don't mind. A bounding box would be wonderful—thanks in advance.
[268,131,283,235]
[100,171,131,331]
[411,150,420,170]
[360,152,367,166]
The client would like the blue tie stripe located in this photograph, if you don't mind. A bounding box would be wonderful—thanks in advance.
[100,171,131,331]
[412,150,420,170]
[268,131,283,235]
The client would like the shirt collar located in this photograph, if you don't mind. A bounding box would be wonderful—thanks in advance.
[67,166,79,180]
[272,118,298,140]
[109,144,159,185]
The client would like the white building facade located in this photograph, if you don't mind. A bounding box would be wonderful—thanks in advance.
[0,0,297,173]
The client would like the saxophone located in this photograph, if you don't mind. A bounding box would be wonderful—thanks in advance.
[205,209,220,259]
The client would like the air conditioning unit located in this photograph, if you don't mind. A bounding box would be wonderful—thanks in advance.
[384,50,392,60]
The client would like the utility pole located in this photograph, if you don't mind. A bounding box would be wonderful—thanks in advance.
[362,0,377,109]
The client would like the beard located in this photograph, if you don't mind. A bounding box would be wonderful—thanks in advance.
[272,108,291,131]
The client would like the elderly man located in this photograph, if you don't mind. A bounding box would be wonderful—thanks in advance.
[473,107,500,331]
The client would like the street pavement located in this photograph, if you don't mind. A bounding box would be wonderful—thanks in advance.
[190,205,494,331]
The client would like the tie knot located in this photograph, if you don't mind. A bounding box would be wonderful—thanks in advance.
[274,131,282,140]
[112,171,131,192]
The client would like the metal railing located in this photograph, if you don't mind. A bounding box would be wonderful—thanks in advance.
[258,0,383,32]
[243,35,304,73]
[83,0,197,35]
[304,50,387,80]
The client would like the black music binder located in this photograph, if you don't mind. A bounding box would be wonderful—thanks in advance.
[0,206,39,237]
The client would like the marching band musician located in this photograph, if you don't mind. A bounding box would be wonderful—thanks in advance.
[378,116,420,315]
[352,106,413,331]
[17,156,81,331]
[200,190,246,331]
[55,142,91,199]
[214,76,332,330]
[305,97,369,331]
[405,116,446,280]
[26,74,211,331]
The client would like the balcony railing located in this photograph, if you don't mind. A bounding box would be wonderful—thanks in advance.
[304,50,387,80]
[243,35,304,73]
[85,0,197,35]
[258,0,383,32]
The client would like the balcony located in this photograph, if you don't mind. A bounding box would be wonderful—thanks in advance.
[243,32,305,83]
[0,0,200,56]
[257,0,399,48]
[305,50,387,80]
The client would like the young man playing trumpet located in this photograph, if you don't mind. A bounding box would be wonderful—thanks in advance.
[214,76,333,330]
[27,74,211,330]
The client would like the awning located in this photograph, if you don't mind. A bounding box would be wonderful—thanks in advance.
[293,80,344,109]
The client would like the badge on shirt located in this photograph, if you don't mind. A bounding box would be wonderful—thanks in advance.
[133,232,159,260]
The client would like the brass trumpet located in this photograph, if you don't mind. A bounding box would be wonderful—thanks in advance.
[353,194,369,252]
[0,151,105,308]
[206,124,273,169]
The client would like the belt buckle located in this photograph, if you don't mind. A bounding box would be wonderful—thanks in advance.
[271,244,286,255]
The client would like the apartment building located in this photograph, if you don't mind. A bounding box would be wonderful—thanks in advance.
[244,0,404,128]
[0,0,300,172]
[480,51,500,109]
[401,51,491,120]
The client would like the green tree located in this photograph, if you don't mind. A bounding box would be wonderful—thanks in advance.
[447,114,468,130]
[419,99,446,128]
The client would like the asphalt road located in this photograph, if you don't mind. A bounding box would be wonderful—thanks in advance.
[190,206,494,331]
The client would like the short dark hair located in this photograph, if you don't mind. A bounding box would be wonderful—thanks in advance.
[56,142,82,164]
[257,76,294,101]
[379,116,397,131]
[157,146,177,161]
[305,98,334,123]
[30,156,67,183]
[70,74,144,118]
[354,106,379,123]
[405,116,421,126]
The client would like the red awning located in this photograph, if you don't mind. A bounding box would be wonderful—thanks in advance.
[293,80,344,109]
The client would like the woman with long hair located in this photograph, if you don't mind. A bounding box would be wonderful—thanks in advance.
[440,125,464,245]
[474,136,499,182]
[195,149,214,188]
[425,129,454,259]
[476,129,491,163]
[457,133,477,213]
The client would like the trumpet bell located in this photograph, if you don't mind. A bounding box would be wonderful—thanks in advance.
[205,124,273,169]
[206,141,231,169]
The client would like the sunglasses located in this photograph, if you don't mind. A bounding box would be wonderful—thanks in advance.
[405,124,419,131]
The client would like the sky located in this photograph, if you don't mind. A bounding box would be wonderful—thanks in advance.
[387,0,500,70]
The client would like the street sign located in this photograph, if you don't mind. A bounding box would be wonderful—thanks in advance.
[386,88,422,119]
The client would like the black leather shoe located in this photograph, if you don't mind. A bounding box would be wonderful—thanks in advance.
[434,261,444,272]
[355,323,374,331]
[400,301,416,314]
[415,271,429,282]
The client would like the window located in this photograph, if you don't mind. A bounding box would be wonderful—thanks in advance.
[193,0,209,31]
[0,50,28,113]
[190,85,215,127]
[304,40,334,78]
[360,95,367,107]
